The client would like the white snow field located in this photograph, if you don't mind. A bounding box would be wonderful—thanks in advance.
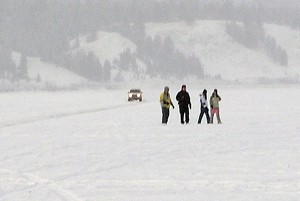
[0,86,299,201]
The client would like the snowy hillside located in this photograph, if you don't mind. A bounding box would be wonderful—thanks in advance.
[11,52,86,87]
[7,21,300,89]
[9,31,142,88]
[264,24,300,78]
[70,31,137,64]
[70,31,148,82]
[69,22,300,85]
[145,20,300,82]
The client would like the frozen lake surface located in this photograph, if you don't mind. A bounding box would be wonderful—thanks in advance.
[0,86,299,201]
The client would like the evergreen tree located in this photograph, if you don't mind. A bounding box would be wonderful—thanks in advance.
[18,54,28,79]
[277,46,288,66]
[118,48,137,72]
[0,47,16,79]
[103,60,112,82]
[36,73,41,83]
[86,52,103,81]
[187,54,204,78]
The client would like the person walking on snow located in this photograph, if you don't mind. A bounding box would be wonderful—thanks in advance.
[210,89,222,124]
[176,85,191,124]
[198,89,210,124]
[160,86,175,124]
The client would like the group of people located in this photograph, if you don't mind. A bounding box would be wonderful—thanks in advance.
[159,85,222,124]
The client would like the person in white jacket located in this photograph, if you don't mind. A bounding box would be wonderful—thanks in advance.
[198,89,210,124]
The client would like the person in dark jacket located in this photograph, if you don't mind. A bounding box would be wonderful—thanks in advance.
[176,85,191,124]
[198,89,210,124]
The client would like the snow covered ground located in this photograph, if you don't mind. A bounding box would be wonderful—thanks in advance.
[0,85,299,201]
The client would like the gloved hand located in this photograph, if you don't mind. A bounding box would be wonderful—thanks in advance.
[172,105,175,109]
[189,104,191,110]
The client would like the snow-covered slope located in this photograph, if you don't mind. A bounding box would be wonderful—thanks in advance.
[11,52,86,87]
[145,20,300,82]
[9,22,300,88]
[70,31,137,64]
[10,31,140,88]
[70,31,148,82]
[264,24,300,79]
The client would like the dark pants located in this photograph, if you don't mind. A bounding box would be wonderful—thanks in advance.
[162,107,170,124]
[198,107,210,124]
[179,106,189,124]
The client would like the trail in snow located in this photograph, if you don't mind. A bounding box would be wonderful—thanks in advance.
[0,101,147,128]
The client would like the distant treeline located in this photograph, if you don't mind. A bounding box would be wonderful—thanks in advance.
[0,0,298,81]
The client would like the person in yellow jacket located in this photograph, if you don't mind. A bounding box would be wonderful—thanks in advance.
[160,86,175,124]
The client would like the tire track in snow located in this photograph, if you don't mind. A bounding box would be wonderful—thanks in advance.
[23,173,85,201]
[0,101,149,129]
[0,168,85,201]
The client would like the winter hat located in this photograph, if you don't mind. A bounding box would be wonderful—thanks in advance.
[164,86,169,92]
[181,85,186,89]
[203,89,207,94]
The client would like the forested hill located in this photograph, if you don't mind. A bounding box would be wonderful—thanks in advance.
[1,0,299,88]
